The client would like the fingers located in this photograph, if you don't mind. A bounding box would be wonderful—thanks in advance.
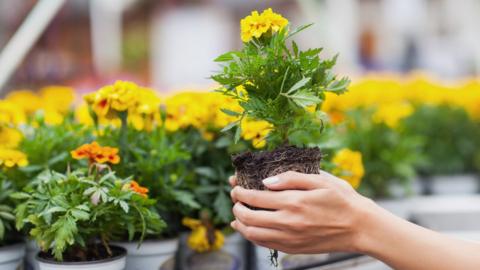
[230,186,291,210]
[228,175,237,188]
[232,202,284,229]
[231,219,289,243]
[263,171,330,191]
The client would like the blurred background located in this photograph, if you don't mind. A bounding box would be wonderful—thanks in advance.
[2,0,480,94]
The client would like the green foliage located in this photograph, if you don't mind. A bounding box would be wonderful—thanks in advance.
[0,176,17,245]
[212,25,349,148]
[97,125,198,237]
[13,168,165,261]
[403,105,480,176]
[13,117,92,188]
[182,128,251,225]
[341,109,423,198]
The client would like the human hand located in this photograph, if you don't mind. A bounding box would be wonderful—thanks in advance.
[229,171,378,254]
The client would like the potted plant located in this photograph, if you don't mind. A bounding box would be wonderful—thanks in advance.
[84,81,200,269]
[212,8,349,265]
[0,173,25,270]
[13,141,164,270]
[164,91,253,269]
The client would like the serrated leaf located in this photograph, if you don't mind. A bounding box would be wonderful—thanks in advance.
[119,201,129,213]
[288,90,322,107]
[43,206,67,216]
[287,77,311,94]
[71,209,89,221]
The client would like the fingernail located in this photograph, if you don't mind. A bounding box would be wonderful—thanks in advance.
[230,221,236,228]
[263,176,280,185]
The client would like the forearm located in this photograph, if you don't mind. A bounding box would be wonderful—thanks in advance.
[357,199,480,270]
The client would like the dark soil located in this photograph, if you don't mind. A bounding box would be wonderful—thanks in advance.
[232,145,322,190]
[37,244,126,263]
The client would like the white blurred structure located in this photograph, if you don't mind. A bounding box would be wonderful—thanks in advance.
[151,5,234,90]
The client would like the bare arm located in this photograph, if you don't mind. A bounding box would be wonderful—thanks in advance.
[229,171,480,270]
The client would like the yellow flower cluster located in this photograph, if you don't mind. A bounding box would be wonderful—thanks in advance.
[164,91,241,139]
[0,148,28,168]
[5,86,75,125]
[322,74,480,125]
[82,81,162,131]
[240,8,288,43]
[182,217,225,253]
[332,148,365,189]
[241,119,272,149]
[0,127,23,149]
[0,100,26,126]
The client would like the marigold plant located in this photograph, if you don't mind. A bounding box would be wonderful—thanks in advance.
[13,143,165,262]
[213,8,350,148]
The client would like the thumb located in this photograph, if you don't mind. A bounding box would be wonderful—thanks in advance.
[262,171,328,191]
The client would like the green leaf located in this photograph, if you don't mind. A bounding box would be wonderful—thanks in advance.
[47,152,68,166]
[287,77,311,94]
[195,167,217,179]
[287,23,314,39]
[214,51,239,62]
[119,201,129,213]
[213,191,232,223]
[220,108,241,117]
[172,190,200,209]
[10,192,31,200]
[71,209,89,221]
[43,206,67,216]
[234,125,242,143]
[220,121,238,133]
[288,90,322,107]
[0,219,4,241]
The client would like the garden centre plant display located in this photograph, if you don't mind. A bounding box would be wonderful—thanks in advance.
[212,8,350,265]
[13,141,164,268]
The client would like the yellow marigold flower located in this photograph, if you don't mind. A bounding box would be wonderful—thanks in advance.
[85,80,139,117]
[373,102,414,128]
[241,119,272,149]
[0,100,26,125]
[40,86,75,114]
[0,127,23,149]
[182,217,225,253]
[240,8,288,42]
[332,149,364,189]
[42,108,64,125]
[0,148,28,168]
[261,8,289,32]
[75,102,94,126]
[6,90,42,115]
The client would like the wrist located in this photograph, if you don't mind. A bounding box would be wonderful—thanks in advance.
[351,196,392,255]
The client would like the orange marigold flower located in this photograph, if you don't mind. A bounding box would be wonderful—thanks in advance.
[71,141,120,165]
[125,180,149,197]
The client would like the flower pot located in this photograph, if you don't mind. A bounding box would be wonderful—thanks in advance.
[36,245,126,270]
[0,242,25,270]
[222,232,246,270]
[25,240,40,270]
[114,238,178,270]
